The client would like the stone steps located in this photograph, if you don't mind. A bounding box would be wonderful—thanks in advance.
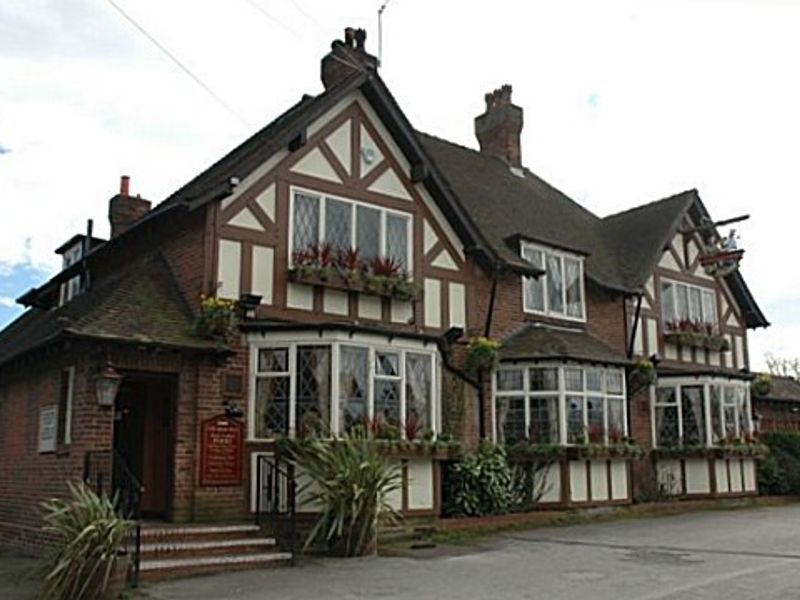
[137,523,291,582]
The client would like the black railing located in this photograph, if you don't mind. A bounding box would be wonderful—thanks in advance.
[84,450,143,587]
[255,455,297,565]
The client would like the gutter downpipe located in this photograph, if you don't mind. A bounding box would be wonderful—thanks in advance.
[627,294,643,359]
[479,260,502,439]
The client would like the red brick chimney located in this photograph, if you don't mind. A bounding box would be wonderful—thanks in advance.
[109,175,151,238]
[474,85,524,167]
[321,27,378,90]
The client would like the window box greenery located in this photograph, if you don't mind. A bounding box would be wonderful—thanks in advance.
[663,320,731,352]
[751,373,772,397]
[465,336,501,374]
[288,244,417,302]
[565,441,646,460]
[652,444,711,459]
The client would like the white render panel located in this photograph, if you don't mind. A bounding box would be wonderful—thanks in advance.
[743,458,757,492]
[657,459,683,496]
[358,294,382,320]
[407,459,434,510]
[645,318,658,357]
[719,294,730,317]
[672,235,685,267]
[255,184,276,222]
[645,276,655,301]
[325,120,352,175]
[251,245,274,305]
[538,463,562,503]
[286,282,313,310]
[416,185,465,260]
[610,460,629,500]
[448,282,466,328]
[432,249,459,271]
[387,460,403,510]
[323,289,349,315]
[633,320,644,356]
[569,461,588,502]
[220,150,287,211]
[228,206,264,231]
[685,458,711,494]
[723,334,735,367]
[659,249,682,272]
[734,335,745,370]
[391,299,413,324]
[665,342,678,361]
[217,239,241,299]
[729,459,743,493]
[590,460,609,502]
[359,124,384,178]
[709,349,721,367]
[367,168,412,200]
[423,219,438,255]
[727,313,740,328]
[290,147,342,183]
[715,459,730,494]
[424,278,442,328]
[687,239,700,266]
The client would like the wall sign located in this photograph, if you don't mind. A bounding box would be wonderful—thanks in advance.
[38,405,58,453]
[200,415,244,486]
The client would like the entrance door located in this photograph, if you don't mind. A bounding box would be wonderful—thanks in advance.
[114,373,176,519]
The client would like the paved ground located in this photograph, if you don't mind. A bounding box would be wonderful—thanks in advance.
[140,505,800,600]
[4,505,800,599]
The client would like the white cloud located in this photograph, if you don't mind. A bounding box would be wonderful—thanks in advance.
[0,296,15,308]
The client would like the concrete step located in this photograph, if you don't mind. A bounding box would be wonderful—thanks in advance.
[140,537,278,560]
[139,551,293,582]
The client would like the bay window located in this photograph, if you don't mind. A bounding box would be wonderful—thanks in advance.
[521,242,585,321]
[290,188,412,270]
[653,379,752,447]
[251,339,437,440]
[494,364,626,445]
[660,279,717,329]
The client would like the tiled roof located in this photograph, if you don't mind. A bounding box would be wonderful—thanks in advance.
[761,376,800,402]
[0,255,224,366]
[498,324,629,366]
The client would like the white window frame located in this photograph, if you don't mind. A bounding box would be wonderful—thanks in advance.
[59,243,83,306]
[651,377,752,448]
[492,363,627,446]
[288,186,414,274]
[520,241,586,322]
[248,331,438,441]
[659,278,718,329]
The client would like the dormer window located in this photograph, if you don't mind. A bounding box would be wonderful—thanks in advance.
[59,243,83,305]
[290,187,412,270]
[521,242,585,321]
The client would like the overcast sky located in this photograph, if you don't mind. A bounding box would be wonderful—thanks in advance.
[0,0,797,369]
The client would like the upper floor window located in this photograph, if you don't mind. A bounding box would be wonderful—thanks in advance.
[521,242,585,321]
[59,243,83,305]
[660,279,717,330]
[290,188,412,271]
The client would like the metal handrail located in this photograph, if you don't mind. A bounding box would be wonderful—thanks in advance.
[84,450,143,587]
[255,455,297,566]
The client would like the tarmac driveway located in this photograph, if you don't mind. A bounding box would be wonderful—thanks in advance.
[140,504,800,600]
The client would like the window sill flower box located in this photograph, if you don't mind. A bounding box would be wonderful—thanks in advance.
[652,445,711,459]
[565,443,646,461]
[710,442,769,459]
[375,438,463,460]
[663,327,731,352]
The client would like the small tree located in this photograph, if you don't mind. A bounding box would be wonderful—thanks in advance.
[765,354,800,379]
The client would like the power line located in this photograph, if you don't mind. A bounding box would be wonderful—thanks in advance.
[106,0,251,128]
[286,0,321,28]
[244,0,302,38]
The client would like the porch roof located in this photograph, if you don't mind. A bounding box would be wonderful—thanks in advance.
[759,376,800,403]
[0,254,225,367]
[498,324,630,366]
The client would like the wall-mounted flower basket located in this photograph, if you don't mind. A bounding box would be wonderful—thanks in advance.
[195,296,238,339]
[289,244,418,302]
[629,359,655,388]
[465,336,501,374]
[751,373,772,397]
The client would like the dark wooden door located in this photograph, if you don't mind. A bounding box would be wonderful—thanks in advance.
[114,374,175,518]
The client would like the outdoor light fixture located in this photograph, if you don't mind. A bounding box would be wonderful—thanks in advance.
[238,293,262,319]
[96,361,123,407]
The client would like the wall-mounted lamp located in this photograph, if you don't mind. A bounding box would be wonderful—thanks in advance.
[96,361,123,407]
[238,293,262,319]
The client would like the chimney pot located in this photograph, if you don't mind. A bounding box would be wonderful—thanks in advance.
[120,175,130,196]
[109,176,150,238]
[475,84,524,167]
[321,27,378,90]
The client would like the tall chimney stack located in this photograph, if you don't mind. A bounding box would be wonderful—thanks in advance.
[109,175,151,238]
[474,85,523,167]
[321,27,378,90]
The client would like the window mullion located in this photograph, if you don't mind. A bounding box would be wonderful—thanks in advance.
[704,383,712,448]
[319,196,326,247]
[380,211,387,258]
[367,347,375,421]
[400,351,407,439]
[288,344,297,438]
[560,255,567,317]
[331,342,340,436]
[523,367,530,441]
[558,366,567,445]
[676,385,683,444]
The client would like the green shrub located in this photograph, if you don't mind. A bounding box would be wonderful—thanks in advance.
[759,432,800,495]
[444,442,513,517]
[280,429,402,557]
[40,482,133,600]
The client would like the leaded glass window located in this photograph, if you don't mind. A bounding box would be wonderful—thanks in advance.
[521,247,545,312]
[295,346,331,437]
[497,396,526,444]
[655,387,679,446]
[529,367,558,391]
[339,346,368,433]
[356,205,381,260]
[521,242,585,320]
[405,353,432,431]
[292,193,319,251]
[386,213,409,269]
[324,198,352,252]
[587,396,604,442]
[681,386,705,445]
[567,396,584,443]
[529,396,558,443]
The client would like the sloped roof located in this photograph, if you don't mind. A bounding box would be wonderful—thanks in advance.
[0,255,224,366]
[499,324,629,366]
[761,376,800,403]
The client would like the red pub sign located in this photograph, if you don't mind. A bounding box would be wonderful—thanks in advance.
[200,415,244,486]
